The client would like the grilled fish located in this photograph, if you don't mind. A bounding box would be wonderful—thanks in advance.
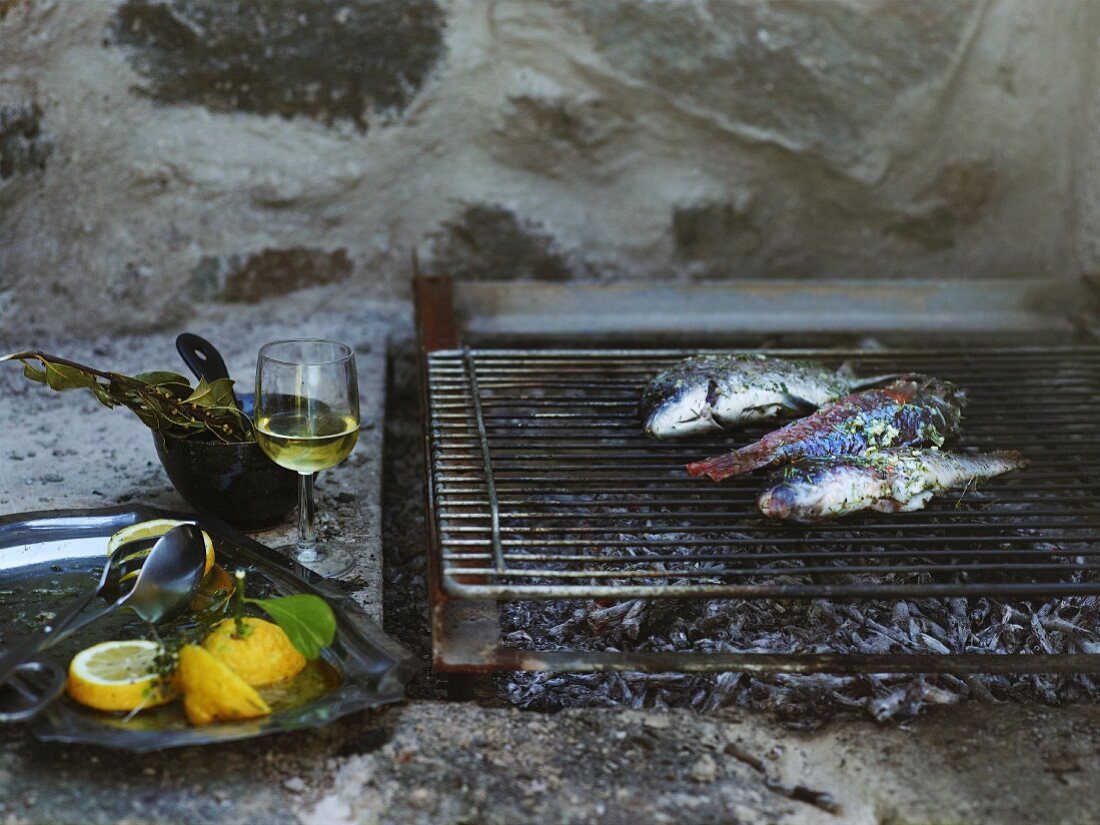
[758,449,1028,522]
[685,375,966,481]
[640,353,884,439]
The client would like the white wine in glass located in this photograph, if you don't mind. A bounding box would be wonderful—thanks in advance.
[255,339,359,575]
[255,410,359,474]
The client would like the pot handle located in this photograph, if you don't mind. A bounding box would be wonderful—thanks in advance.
[176,333,231,383]
[176,333,241,410]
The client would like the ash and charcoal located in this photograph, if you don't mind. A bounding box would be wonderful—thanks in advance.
[494,490,1100,732]
[501,592,1100,729]
[393,345,1100,725]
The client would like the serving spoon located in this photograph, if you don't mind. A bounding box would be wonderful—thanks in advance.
[0,525,208,720]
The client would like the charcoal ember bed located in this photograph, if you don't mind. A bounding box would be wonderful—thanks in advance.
[426,347,1100,723]
[500,595,1100,727]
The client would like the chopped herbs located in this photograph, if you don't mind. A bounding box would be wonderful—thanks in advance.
[760,448,1028,522]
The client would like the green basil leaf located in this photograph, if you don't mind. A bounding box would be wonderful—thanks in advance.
[246,594,336,659]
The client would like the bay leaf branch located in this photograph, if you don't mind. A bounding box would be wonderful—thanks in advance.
[1,350,253,442]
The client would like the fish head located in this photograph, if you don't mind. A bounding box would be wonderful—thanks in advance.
[758,463,877,522]
[640,374,723,439]
[757,482,805,520]
[895,374,968,409]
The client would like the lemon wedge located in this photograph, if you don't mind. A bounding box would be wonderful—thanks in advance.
[66,640,176,713]
[202,617,306,687]
[108,519,215,577]
[177,645,271,726]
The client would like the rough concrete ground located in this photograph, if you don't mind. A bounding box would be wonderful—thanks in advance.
[1,288,1099,824]
[0,285,393,618]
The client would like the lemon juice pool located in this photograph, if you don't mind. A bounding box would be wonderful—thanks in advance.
[255,410,359,473]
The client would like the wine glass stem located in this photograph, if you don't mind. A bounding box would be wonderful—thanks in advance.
[296,471,318,563]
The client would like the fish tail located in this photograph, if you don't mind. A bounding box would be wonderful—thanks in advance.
[686,447,772,481]
[991,449,1030,469]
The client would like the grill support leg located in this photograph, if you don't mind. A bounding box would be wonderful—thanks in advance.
[416,269,510,674]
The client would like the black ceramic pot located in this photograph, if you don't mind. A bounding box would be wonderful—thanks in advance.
[153,432,297,531]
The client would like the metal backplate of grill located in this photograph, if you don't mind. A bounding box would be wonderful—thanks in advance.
[428,347,1100,602]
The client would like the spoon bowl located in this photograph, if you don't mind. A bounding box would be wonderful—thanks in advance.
[123,524,209,624]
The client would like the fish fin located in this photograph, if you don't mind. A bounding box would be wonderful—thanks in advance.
[705,378,722,409]
[709,409,740,430]
[836,361,900,387]
[740,403,783,418]
[872,492,932,513]
[675,409,705,425]
[846,373,904,391]
[901,491,934,511]
[686,447,772,481]
[740,395,816,420]
[1005,450,1030,469]
[870,499,905,513]
[778,393,818,416]
[836,361,857,381]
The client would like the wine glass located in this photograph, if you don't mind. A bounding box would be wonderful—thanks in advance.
[254,339,359,575]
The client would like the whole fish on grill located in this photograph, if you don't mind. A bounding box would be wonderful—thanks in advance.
[639,353,892,439]
[757,448,1028,522]
[685,375,966,481]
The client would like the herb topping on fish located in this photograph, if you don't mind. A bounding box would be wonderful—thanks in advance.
[640,353,882,439]
[757,449,1028,522]
[685,375,966,481]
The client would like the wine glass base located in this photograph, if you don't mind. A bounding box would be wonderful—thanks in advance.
[272,544,357,579]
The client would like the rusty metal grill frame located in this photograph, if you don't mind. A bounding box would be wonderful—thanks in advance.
[415,275,1100,673]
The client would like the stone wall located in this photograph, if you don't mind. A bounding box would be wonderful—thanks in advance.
[0,0,1095,337]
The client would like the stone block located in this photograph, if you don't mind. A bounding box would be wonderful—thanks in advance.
[109,0,446,129]
[672,201,762,271]
[0,100,52,180]
[563,0,981,182]
[886,159,995,251]
[424,204,591,281]
[189,247,353,302]
[0,0,29,21]
[490,92,631,178]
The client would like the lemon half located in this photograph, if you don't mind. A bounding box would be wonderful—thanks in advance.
[202,618,306,687]
[108,519,215,577]
[66,640,176,713]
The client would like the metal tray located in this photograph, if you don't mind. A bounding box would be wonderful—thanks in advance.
[0,506,418,751]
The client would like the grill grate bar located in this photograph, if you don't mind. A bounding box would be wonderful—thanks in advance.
[441,549,1100,562]
[428,347,1100,600]
[439,536,1099,548]
[461,347,505,573]
[444,562,1099,579]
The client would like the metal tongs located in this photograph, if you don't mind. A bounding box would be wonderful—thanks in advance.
[0,525,207,722]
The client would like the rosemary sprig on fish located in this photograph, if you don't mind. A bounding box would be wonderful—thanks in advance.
[685,375,966,481]
[639,353,892,439]
[757,448,1028,522]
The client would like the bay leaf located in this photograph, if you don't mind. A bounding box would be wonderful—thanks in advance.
[246,594,336,660]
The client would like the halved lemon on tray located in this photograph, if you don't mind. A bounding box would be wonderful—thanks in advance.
[202,617,306,687]
[107,519,216,577]
[66,640,177,712]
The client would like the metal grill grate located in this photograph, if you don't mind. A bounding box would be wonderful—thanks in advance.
[427,347,1100,602]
